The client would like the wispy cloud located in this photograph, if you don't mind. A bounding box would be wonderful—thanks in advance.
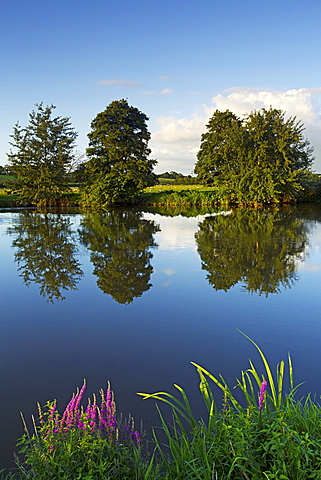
[98,79,143,87]
[160,88,174,95]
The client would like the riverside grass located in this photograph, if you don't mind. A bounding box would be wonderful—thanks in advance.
[5,332,321,479]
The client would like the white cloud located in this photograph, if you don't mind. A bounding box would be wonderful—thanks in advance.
[162,269,175,275]
[211,87,321,124]
[160,88,174,95]
[98,79,143,87]
[150,113,207,174]
[150,87,321,174]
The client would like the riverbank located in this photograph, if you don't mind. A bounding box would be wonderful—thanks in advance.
[3,335,321,479]
[2,182,321,210]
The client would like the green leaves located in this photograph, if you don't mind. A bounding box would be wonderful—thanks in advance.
[84,99,157,206]
[7,103,77,206]
[195,107,314,204]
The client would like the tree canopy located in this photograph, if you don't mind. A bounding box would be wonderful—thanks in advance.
[7,103,77,206]
[83,99,157,206]
[194,107,314,204]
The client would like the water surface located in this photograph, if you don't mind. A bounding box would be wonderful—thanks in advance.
[1,205,321,469]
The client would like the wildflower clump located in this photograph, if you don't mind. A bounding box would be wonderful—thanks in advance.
[16,381,147,480]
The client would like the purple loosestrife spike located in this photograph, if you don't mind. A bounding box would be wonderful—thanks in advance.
[258,379,268,411]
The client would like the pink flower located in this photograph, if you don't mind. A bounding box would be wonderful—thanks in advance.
[258,379,267,410]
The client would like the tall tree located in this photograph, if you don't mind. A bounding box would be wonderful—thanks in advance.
[83,99,157,206]
[7,103,78,206]
[195,107,314,204]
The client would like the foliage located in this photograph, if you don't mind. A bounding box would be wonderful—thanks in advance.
[157,172,199,185]
[83,99,157,206]
[142,186,218,206]
[0,192,19,208]
[5,334,321,479]
[78,210,159,304]
[14,381,157,480]
[138,332,321,479]
[195,107,314,204]
[6,104,77,206]
[195,207,309,295]
[7,212,83,302]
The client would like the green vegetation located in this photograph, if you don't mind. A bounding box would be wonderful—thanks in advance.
[141,184,218,206]
[195,108,314,204]
[10,382,157,480]
[6,104,78,207]
[1,102,321,209]
[157,171,199,185]
[5,333,321,479]
[138,332,321,479]
[82,99,157,206]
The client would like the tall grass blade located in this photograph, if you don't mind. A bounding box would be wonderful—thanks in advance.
[191,362,242,411]
[197,368,216,413]
[238,330,277,406]
[277,360,285,407]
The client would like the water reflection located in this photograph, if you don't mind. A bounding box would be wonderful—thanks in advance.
[8,212,83,302]
[195,208,310,295]
[79,210,159,304]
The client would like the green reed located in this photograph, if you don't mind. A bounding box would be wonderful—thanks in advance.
[137,331,321,479]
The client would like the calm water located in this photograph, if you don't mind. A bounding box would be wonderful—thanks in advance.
[1,205,321,469]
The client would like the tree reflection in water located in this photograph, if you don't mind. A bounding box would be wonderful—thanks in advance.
[79,210,159,304]
[195,208,310,296]
[8,212,83,302]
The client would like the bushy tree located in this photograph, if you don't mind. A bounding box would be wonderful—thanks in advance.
[195,107,314,204]
[7,103,77,206]
[83,99,157,206]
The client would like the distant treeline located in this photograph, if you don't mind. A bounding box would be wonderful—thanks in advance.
[157,171,199,184]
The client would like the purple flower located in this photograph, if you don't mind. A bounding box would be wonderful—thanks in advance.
[258,379,267,410]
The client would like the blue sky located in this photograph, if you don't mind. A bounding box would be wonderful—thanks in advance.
[1,0,321,174]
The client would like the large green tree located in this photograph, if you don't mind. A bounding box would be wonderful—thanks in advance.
[195,107,314,204]
[7,103,78,206]
[83,99,157,206]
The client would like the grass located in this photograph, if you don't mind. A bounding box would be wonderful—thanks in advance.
[4,332,321,479]
[0,192,19,208]
[141,185,218,207]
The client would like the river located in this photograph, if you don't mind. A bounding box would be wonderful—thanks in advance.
[1,204,321,470]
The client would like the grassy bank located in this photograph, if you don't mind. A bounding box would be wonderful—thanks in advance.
[4,333,321,479]
[141,185,218,207]
[1,181,321,209]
